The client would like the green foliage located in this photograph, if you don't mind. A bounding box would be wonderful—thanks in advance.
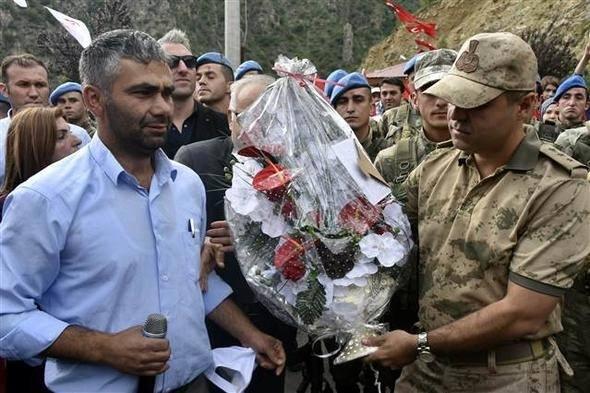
[520,17,578,78]
[296,274,326,325]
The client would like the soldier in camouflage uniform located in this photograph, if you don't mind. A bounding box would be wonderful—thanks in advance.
[331,72,392,161]
[375,49,456,202]
[378,54,423,144]
[365,32,590,393]
[553,120,590,393]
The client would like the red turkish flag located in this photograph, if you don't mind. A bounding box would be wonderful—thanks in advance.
[385,1,437,38]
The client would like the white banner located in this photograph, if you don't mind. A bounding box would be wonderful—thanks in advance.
[44,6,92,48]
[13,0,28,7]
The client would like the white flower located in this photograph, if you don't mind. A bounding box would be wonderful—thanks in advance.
[225,186,260,216]
[359,232,407,267]
[383,202,412,235]
[249,197,289,238]
[333,276,368,287]
[345,263,378,279]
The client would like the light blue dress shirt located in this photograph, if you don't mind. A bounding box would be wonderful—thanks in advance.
[0,110,91,185]
[0,135,232,392]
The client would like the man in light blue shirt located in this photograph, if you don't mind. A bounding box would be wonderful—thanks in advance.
[0,54,91,185]
[0,29,285,392]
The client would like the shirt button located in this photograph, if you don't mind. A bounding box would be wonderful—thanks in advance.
[161,274,169,282]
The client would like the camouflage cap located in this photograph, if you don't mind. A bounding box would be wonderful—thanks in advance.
[413,49,457,91]
[425,32,538,109]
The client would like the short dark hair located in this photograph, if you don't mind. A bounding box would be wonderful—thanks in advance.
[380,78,405,94]
[79,29,168,92]
[1,54,48,84]
[540,75,559,90]
[504,90,533,104]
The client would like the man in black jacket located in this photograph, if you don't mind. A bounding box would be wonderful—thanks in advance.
[158,30,229,158]
[175,74,296,393]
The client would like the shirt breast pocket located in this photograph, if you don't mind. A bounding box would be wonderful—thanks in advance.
[181,221,202,289]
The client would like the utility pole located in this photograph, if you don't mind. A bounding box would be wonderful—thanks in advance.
[225,0,241,68]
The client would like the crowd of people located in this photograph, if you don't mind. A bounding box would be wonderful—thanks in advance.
[0,26,588,393]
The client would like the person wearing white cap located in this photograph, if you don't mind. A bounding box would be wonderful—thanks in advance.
[365,32,590,393]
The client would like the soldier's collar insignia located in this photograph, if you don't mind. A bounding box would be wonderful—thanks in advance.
[456,40,480,73]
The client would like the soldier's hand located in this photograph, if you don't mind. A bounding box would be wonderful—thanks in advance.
[102,326,171,376]
[363,330,417,369]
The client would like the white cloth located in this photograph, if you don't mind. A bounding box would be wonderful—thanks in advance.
[204,347,257,393]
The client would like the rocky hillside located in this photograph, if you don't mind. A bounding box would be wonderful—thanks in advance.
[0,0,422,83]
[363,0,590,77]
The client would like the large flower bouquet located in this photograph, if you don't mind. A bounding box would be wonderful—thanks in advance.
[225,56,413,363]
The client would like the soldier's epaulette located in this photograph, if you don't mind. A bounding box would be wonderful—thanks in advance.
[435,140,454,149]
[539,144,589,178]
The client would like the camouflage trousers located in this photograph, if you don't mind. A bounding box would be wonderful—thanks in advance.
[556,277,590,393]
[393,350,559,393]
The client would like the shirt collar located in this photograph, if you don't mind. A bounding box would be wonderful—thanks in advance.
[504,125,541,171]
[457,125,540,171]
[89,135,178,186]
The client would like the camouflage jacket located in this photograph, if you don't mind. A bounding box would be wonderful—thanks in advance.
[404,130,590,338]
[554,121,590,166]
[374,127,448,202]
[360,118,394,162]
[80,117,97,138]
[378,102,422,145]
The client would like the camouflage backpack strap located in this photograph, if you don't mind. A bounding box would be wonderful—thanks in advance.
[539,144,589,179]
[392,137,418,185]
[394,104,409,125]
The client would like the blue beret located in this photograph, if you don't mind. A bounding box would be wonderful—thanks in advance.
[330,72,370,105]
[553,74,587,103]
[196,52,234,76]
[324,69,348,97]
[403,53,425,75]
[49,82,82,106]
[235,60,263,80]
[0,93,10,106]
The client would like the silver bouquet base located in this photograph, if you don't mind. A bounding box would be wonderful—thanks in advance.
[333,325,386,365]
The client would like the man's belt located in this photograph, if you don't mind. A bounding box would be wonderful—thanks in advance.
[441,339,549,367]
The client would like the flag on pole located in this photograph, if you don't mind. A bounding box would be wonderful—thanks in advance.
[44,6,92,48]
[13,0,28,7]
[385,1,437,38]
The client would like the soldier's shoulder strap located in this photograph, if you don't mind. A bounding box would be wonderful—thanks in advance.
[391,137,418,185]
[435,140,454,149]
[539,143,589,179]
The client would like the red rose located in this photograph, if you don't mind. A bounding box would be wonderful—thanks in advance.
[253,163,293,202]
[338,196,381,234]
[282,258,306,281]
[274,236,304,269]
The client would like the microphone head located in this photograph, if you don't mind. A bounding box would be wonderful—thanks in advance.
[143,313,167,338]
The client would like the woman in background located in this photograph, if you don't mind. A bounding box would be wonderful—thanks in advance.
[0,106,80,393]
[0,106,80,215]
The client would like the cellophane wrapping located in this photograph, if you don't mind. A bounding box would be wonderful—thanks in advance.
[225,55,413,339]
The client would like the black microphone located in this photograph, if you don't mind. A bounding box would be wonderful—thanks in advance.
[137,313,168,393]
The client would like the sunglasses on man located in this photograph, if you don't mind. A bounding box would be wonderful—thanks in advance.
[168,55,198,69]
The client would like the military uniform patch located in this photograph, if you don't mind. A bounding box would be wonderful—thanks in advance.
[455,40,480,73]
